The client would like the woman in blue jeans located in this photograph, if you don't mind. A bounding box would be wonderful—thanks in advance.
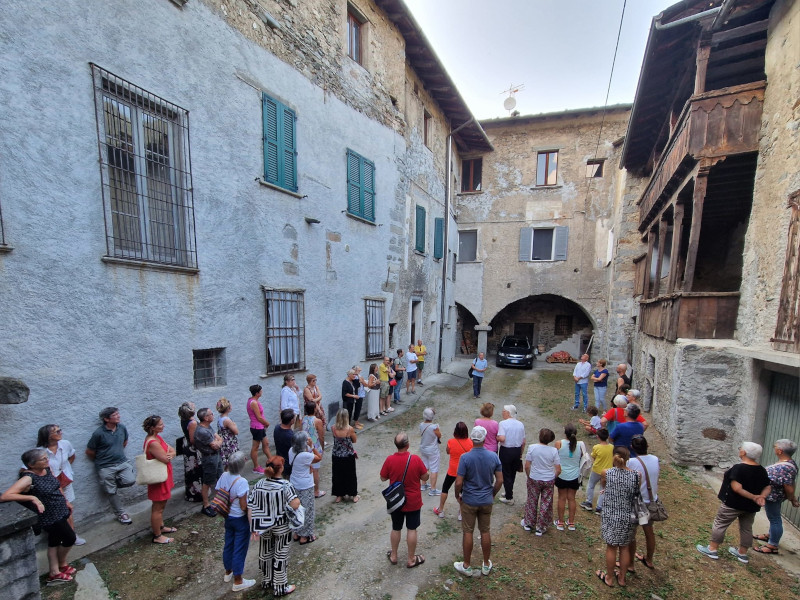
[472,352,487,398]
[753,439,799,554]
[216,451,255,592]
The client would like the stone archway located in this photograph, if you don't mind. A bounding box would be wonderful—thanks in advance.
[455,302,479,355]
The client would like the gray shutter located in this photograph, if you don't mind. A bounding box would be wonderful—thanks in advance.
[554,226,569,261]
[519,227,533,261]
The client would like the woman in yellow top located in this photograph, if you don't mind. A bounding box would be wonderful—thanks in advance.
[580,428,613,513]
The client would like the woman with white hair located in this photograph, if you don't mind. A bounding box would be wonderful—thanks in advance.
[497,405,526,505]
[216,451,255,591]
[288,431,322,544]
[753,438,799,554]
[419,408,442,495]
[697,442,771,564]
[600,395,627,437]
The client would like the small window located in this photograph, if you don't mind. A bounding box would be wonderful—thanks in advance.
[586,159,605,178]
[452,253,457,281]
[264,289,305,374]
[459,230,477,262]
[347,8,364,65]
[365,299,385,359]
[346,149,375,222]
[193,348,226,388]
[519,226,568,261]
[415,205,426,253]
[461,158,482,192]
[554,316,573,337]
[433,217,444,259]
[536,151,558,186]
[423,110,431,148]
[262,93,298,192]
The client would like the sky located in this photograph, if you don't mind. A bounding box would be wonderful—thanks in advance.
[403,0,678,119]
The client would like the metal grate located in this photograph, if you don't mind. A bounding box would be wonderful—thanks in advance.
[554,315,573,337]
[193,348,226,388]
[92,64,197,269]
[264,289,305,374]
[365,299,385,359]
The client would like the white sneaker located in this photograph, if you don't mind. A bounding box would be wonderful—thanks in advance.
[232,578,256,592]
[520,519,531,532]
[498,497,514,505]
[421,483,430,490]
[224,572,233,583]
[74,537,86,546]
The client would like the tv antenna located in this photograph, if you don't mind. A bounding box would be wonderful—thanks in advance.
[500,83,525,114]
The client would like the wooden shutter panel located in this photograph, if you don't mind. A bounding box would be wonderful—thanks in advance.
[519,227,533,261]
[263,94,279,185]
[415,205,426,253]
[554,226,569,261]
[281,105,297,192]
[347,150,361,216]
[434,217,444,259]
[363,158,375,222]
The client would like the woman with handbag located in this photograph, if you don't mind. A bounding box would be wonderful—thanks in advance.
[215,397,240,468]
[753,439,799,554]
[178,402,203,502]
[36,424,86,545]
[596,447,639,588]
[248,456,302,596]
[627,435,663,569]
[288,431,322,544]
[215,451,255,592]
[142,415,176,544]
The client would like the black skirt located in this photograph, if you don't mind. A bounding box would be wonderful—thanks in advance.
[331,455,358,498]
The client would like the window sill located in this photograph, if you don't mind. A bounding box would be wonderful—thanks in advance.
[456,260,480,264]
[257,179,304,199]
[102,256,199,274]
[0,245,13,253]
[414,250,426,257]
[457,191,483,196]
[530,185,562,190]
[259,368,305,379]
[346,212,377,226]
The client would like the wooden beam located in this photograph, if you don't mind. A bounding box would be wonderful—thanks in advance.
[667,203,685,294]
[643,230,657,300]
[711,19,769,45]
[683,166,710,292]
[653,217,668,297]
[709,39,767,63]
[695,44,711,95]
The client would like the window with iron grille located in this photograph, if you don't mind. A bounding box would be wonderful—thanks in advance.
[554,315,573,337]
[91,65,197,269]
[415,205,426,253]
[193,348,226,388]
[365,299,385,359]
[346,149,375,222]
[262,93,297,192]
[264,289,305,374]
[536,150,558,186]
[461,158,482,192]
[347,7,363,65]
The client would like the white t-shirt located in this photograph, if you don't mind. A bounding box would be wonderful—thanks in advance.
[43,440,76,501]
[419,422,440,452]
[498,418,525,448]
[288,449,315,491]
[526,443,560,481]
[405,352,418,373]
[590,415,602,429]
[628,454,660,502]
[281,386,300,415]
[215,471,250,518]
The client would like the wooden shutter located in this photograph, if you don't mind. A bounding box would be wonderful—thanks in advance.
[347,150,362,216]
[263,94,279,185]
[433,217,444,259]
[363,157,375,222]
[554,226,569,261]
[281,105,297,191]
[415,205,426,253]
[519,227,533,261]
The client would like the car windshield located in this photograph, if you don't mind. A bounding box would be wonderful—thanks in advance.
[503,338,528,349]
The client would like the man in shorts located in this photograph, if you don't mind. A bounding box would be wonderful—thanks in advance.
[405,345,418,396]
[380,432,429,568]
[378,355,394,414]
[414,339,427,384]
[454,425,503,577]
[86,407,136,524]
[194,407,223,516]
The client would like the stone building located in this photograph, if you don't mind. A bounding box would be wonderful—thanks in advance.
[620,0,799,525]
[0,0,490,523]
[453,106,631,361]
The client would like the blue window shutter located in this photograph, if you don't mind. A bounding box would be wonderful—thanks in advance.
[263,94,279,185]
[363,158,375,222]
[415,205,426,253]
[281,105,297,192]
[519,227,533,261]
[433,218,444,259]
[554,226,569,261]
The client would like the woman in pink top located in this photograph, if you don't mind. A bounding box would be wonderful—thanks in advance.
[247,384,272,474]
[475,402,500,453]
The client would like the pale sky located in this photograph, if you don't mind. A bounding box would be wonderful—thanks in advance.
[404,0,678,119]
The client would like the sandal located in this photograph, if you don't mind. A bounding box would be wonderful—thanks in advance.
[314,491,327,498]
[59,565,77,576]
[753,544,779,554]
[595,570,613,588]
[160,526,178,533]
[281,584,296,595]
[753,533,770,542]
[352,495,360,503]
[152,535,174,544]
[615,561,635,574]
[407,554,425,568]
[298,536,317,545]
[635,553,655,569]
[47,572,73,585]
[386,550,398,565]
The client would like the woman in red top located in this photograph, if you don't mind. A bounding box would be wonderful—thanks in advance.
[433,422,473,520]
[142,415,177,544]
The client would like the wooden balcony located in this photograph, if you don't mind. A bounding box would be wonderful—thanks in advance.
[639,292,739,342]
[638,82,765,229]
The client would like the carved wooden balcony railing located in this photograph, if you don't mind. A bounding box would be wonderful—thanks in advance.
[638,81,765,229]
[639,292,740,342]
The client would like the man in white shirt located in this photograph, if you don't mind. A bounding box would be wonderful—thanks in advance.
[572,354,592,412]
[405,345,418,396]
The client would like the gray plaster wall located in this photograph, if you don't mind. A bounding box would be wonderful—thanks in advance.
[0,0,452,524]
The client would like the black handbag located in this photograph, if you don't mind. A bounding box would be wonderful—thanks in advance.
[381,455,411,513]
[468,359,476,379]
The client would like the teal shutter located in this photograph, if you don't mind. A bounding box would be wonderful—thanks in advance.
[262,93,298,192]
[363,157,375,221]
[346,150,375,222]
[433,217,444,259]
[263,94,279,185]
[281,105,297,191]
[519,227,533,261]
[415,205,426,253]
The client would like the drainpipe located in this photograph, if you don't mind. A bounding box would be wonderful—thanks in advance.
[653,5,722,30]
[438,118,475,374]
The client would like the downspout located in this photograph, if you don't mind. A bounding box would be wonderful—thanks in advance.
[653,5,722,30]
[438,118,475,373]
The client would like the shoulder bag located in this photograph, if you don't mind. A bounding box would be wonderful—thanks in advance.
[210,476,243,518]
[578,442,593,486]
[135,439,168,485]
[635,456,668,522]
[282,481,305,530]
[468,359,476,379]
[381,455,412,513]
[629,472,651,525]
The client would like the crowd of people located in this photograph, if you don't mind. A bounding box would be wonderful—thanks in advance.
[1,351,798,594]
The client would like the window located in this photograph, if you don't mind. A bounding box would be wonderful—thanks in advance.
[519,226,568,261]
[423,110,431,148]
[452,253,457,282]
[346,149,375,222]
[554,316,573,337]
[262,93,297,192]
[0,200,6,247]
[415,205,426,253]
[461,158,482,192]
[264,289,305,374]
[536,150,558,186]
[586,159,605,178]
[92,65,197,268]
[365,299,385,359]
[459,230,477,262]
[433,217,444,259]
[347,8,363,64]
[193,348,226,388]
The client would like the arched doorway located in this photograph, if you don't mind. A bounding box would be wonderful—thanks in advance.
[455,303,479,355]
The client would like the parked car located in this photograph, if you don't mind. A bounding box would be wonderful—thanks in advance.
[495,335,534,368]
